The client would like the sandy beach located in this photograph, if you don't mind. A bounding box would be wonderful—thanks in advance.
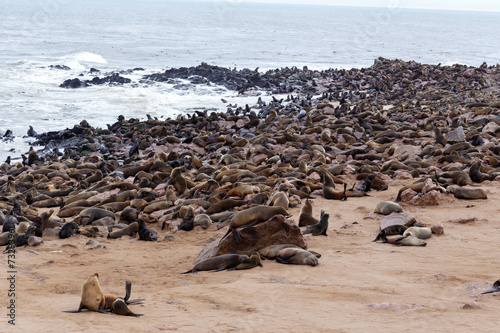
[2,180,499,333]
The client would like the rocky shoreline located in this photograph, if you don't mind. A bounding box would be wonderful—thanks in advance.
[1,56,500,265]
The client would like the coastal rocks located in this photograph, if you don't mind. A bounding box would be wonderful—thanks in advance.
[194,215,306,263]
[430,222,444,235]
[60,73,132,88]
[446,126,466,143]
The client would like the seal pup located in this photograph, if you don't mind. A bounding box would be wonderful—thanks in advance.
[259,244,321,259]
[356,174,375,192]
[107,222,139,239]
[386,234,427,246]
[403,227,432,239]
[137,219,157,241]
[303,210,329,236]
[232,252,263,270]
[373,225,407,242]
[298,199,318,227]
[481,279,500,295]
[59,222,80,239]
[270,191,289,210]
[446,185,487,200]
[63,273,105,313]
[374,201,403,215]
[181,254,250,274]
[178,207,195,231]
[276,248,319,266]
[111,297,144,317]
[194,213,212,229]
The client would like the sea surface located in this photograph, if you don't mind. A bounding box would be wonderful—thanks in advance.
[1,0,499,161]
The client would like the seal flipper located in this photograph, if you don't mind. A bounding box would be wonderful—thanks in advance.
[181,269,194,274]
[210,266,228,272]
[275,257,292,264]
[63,302,86,313]
[322,229,328,236]
[232,228,242,244]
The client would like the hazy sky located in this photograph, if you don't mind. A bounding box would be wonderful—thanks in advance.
[198,0,500,12]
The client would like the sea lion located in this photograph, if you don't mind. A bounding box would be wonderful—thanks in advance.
[59,222,80,239]
[181,254,250,274]
[481,279,500,295]
[446,185,487,200]
[322,174,347,200]
[386,234,427,246]
[403,227,432,239]
[303,210,329,236]
[373,225,407,242]
[64,190,99,206]
[276,248,319,266]
[32,216,43,237]
[222,205,289,243]
[395,181,426,202]
[137,219,157,241]
[102,280,144,311]
[298,199,319,227]
[374,201,403,215]
[194,213,212,229]
[233,252,263,270]
[107,222,139,239]
[31,196,64,208]
[64,273,105,313]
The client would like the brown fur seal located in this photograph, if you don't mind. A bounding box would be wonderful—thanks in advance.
[259,244,321,259]
[107,222,139,239]
[298,199,318,227]
[374,201,403,215]
[270,191,289,209]
[469,161,491,183]
[222,205,289,243]
[225,184,260,198]
[303,210,328,236]
[181,254,250,274]
[111,297,144,317]
[386,234,427,246]
[205,198,245,214]
[276,248,319,266]
[64,273,105,312]
[178,207,195,231]
[75,207,116,226]
[169,166,187,195]
[194,213,212,229]
[323,174,347,200]
[373,225,407,242]
[233,252,263,270]
[403,227,432,239]
[446,185,487,200]
[59,222,80,239]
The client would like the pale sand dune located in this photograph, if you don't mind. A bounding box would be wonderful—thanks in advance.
[2,182,499,332]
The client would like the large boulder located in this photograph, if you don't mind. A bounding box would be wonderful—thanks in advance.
[194,214,307,263]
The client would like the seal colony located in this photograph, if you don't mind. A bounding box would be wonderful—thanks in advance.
[1,58,500,317]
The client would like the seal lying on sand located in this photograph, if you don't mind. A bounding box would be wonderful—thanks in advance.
[276,248,319,266]
[181,254,250,274]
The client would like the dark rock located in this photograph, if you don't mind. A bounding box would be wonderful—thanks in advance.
[194,214,306,263]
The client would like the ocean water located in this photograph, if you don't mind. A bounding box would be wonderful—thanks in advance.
[1,0,499,161]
